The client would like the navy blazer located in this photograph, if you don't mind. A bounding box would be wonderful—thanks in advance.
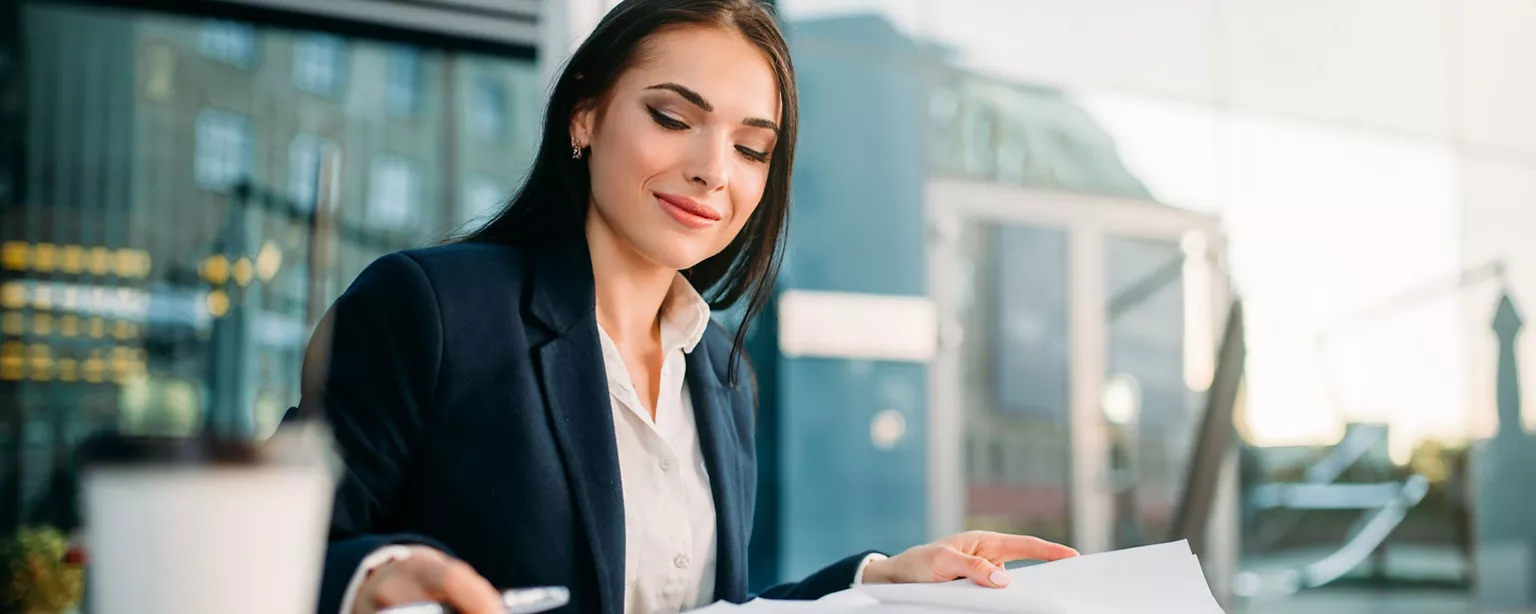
[301,238,872,614]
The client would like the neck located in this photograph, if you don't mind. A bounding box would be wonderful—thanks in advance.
[585,206,674,346]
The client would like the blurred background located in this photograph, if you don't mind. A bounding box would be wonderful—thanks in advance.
[2,0,1535,612]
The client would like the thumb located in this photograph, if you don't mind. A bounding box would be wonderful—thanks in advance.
[934,547,1011,588]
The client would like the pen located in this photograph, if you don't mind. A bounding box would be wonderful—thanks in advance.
[378,586,570,614]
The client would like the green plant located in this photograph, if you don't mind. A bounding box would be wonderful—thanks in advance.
[3,527,83,614]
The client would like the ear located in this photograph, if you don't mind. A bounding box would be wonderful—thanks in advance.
[569,99,596,149]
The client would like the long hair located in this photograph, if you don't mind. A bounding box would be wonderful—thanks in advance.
[461,0,796,383]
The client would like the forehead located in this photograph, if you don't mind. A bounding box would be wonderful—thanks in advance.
[622,26,782,122]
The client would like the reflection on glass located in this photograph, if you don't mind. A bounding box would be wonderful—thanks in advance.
[472,77,508,140]
[928,68,1151,201]
[385,45,423,118]
[287,134,336,212]
[292,33,347,97]
[193,109,254,191]
[2,2,537,534]
[368,155,424,230]
[463,175,507,225]
[958,222,1072,545]
[198,20,256,68]
[1104,235,1200,548]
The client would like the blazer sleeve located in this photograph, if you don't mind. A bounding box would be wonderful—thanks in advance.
[303,252,453,614]
[753,552,883,601]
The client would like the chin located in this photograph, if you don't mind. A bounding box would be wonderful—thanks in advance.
[637,239,717,272]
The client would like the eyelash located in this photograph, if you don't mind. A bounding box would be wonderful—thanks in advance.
[647,106,770,164]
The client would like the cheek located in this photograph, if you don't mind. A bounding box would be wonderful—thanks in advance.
[728,169,768,225]
[621,130,676,181]
[593,113,673,200]
[721,174,767,241]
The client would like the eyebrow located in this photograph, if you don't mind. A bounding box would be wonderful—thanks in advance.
[646,82,780,133]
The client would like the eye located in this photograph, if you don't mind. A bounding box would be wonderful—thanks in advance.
[647,106,689,131]
[736,145,770,164]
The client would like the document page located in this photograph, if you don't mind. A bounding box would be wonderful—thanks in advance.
[856,540,1224,614]
[687,540,1224,614]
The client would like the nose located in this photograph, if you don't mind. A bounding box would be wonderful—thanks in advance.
[687,135,731,192]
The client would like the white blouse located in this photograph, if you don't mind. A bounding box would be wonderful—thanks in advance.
[597,274,718,614]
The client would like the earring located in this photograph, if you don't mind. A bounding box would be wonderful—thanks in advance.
[571,139,583,160]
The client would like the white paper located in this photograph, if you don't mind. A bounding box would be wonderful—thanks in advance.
[687,594,879,614]
[856,540,1223,614]
[687,540,1223,614]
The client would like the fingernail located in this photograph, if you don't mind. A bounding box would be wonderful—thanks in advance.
[990,569,1011,587]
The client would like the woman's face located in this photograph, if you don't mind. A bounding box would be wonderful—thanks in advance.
[573,25,782,271]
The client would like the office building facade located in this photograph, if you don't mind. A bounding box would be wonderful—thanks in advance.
[1,0,540,532]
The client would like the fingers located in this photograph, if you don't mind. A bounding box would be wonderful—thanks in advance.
[971,532,1079,563]
[361,555,433,613]
[362,548,506,614]
[932,546,1012,589]
[434,559,507,614]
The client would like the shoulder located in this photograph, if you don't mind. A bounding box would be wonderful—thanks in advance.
[334,242,541,333]
[396,241,533,284]
[346,241,534,301]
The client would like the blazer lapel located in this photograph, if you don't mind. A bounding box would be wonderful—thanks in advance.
[686,339,749,601]
[529,240,625,614]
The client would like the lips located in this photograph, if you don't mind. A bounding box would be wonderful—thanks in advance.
[655,192,722,229]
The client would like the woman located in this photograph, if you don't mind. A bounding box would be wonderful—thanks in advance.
[302,1,1078,613]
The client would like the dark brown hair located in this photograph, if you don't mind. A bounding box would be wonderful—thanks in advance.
[462,0,796,381]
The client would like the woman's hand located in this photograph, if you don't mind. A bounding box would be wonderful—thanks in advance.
[860,531,1079,589]
[355,546,507,614]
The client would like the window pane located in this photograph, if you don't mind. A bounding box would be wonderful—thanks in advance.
[460,176,505,225]
[199,20,257,68]
[472,77,507,139]
[194,109,252,191]
[288,134,336,211]
[369,156,421,229]
[386,45,423,117]
[293,33,346,97]
[958,222,1073,545]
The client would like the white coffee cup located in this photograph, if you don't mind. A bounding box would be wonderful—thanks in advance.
[81,423,337,614]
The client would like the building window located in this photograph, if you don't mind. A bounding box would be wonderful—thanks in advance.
[288,135,338,212]
[368,156,421,230]
[386,45,423,117]
[293,33,346,97]
[199,20,257,68]
[471,77,507,139]
[194,109,253,191]
[462,176,505,222]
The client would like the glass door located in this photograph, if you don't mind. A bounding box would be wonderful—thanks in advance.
[1102,232,1218,549]
[932,218,1074,546]
[927,180,1233,599]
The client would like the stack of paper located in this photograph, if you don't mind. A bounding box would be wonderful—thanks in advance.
[857,540,1223,613]
[688,540,1223,614]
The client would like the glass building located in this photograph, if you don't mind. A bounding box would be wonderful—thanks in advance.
[0,0,539,534]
